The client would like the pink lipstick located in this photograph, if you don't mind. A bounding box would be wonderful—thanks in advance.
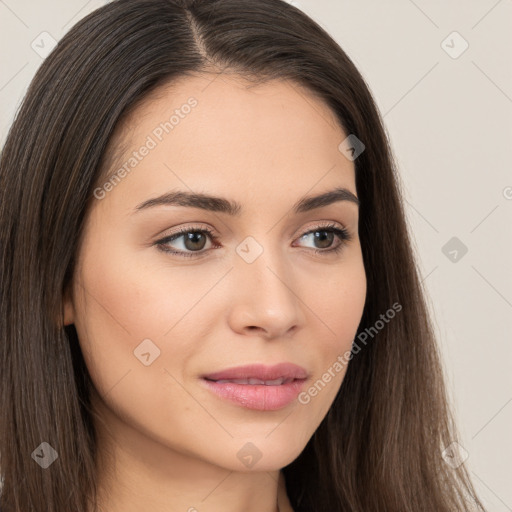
[201,363,308,411]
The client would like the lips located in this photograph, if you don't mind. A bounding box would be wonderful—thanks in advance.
[213,377,292,385]
[202,362,308,382]
[201,363,309,411]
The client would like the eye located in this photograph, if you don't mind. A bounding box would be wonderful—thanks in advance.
[155,226,219,258]
[293,222,352,255]
[154,222,352,258]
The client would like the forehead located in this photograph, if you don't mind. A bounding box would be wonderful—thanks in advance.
[98,73,356,216]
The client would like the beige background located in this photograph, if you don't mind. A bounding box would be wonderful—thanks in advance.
[1,0,511,509]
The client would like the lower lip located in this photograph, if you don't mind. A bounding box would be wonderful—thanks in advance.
[201,378,307,411]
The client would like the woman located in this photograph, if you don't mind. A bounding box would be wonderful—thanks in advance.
[0,0,487,511]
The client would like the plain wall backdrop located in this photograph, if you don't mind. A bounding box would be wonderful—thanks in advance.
[1,0,511,509]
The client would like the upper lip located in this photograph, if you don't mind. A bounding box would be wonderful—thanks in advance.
[202,363,308,381]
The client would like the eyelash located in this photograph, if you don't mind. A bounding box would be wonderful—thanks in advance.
[155,222,352,259]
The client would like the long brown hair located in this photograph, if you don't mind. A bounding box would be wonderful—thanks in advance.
[0,0,487,510]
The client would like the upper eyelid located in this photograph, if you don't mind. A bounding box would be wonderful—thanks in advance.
[158,221,349,241]
[160,218,349,235]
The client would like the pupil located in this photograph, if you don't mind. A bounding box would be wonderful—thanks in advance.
[185,232,206,251]
[314,231,333,249]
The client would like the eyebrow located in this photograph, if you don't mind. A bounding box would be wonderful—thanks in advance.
[133,186,360,216]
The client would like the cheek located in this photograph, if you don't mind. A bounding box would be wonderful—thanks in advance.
[71,257,205,441]
[70,253,167,392]
[71,245,225,400]
[299,257,366,413]
[310,257,367,346]
[74,245,213,343]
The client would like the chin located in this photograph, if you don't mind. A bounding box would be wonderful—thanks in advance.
[205,433,309,473]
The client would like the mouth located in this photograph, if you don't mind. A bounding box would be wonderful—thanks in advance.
[202,362,308,382]
[204,377,296,385]
[200,363,309,411]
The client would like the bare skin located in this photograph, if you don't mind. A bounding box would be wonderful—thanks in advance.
[63,73,367,512]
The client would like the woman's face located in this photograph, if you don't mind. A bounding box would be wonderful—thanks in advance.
[64,74,366,473]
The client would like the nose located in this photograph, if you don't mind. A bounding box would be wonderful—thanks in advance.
[226,245,305,339]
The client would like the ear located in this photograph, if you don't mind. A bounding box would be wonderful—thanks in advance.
[62,284,75,326]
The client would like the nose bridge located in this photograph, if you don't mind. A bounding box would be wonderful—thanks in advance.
[236,233,290,297]
[229,233,304,335]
